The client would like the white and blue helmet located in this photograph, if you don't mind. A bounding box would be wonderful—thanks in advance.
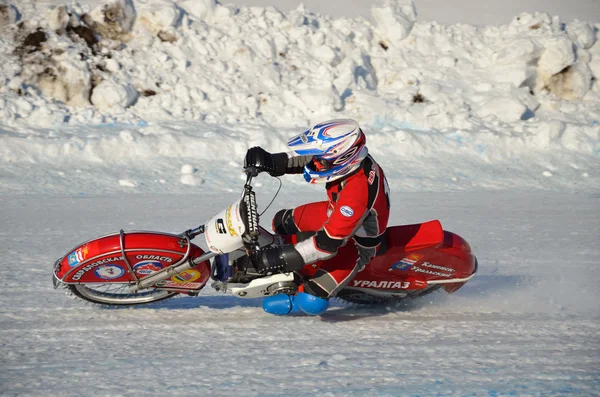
[287,119,368,184]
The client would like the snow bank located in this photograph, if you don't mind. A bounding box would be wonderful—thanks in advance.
[137,0,181,35]
[0,0,598,193]
[86,0,136,40]
[91,79,139,110]
[372,0,416,46]
[2,0,598,127]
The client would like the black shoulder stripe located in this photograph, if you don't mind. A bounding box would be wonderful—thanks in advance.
[364,156,379,209]
[362,156,373,173]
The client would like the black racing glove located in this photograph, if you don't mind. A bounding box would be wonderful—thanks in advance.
[250,245,306,275]
[244,146,276,176]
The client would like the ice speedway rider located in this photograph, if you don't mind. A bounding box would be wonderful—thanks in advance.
[244,119,391,316]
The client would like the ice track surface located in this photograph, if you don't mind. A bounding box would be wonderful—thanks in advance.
[1,192,598,397]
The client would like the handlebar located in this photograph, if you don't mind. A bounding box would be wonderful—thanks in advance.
[244,166,260,178]
[185,168,274,255]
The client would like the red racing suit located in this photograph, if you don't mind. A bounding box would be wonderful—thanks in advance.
[271,153,390,298]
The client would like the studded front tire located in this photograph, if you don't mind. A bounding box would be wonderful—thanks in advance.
[66,283,178,306]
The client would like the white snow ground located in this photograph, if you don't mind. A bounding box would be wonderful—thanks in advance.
[1,191,599,396]
[0,0,599,395]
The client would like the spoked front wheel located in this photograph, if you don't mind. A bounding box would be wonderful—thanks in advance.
[66,283,178,306]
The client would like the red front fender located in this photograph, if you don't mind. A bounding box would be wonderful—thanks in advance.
[54,231,210,287]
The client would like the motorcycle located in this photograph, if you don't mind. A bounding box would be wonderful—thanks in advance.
[52,170,478,308]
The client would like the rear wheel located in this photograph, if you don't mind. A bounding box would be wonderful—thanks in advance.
[66,283,178,306]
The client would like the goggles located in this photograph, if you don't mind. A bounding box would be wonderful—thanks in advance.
[310,156,335,171]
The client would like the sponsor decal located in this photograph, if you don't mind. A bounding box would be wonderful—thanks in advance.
[420,262,454,273]
[71,256,124,281]
[94,264,125,280]
[171,269,201,283]
[225,205,238,237]
[216,218,227,234]
[68,245,89,267]
[133,260,164,276]
[352,280,411,289]
[300,134,308,143]
[68,253,79,266]
[367,163,378,185]
[390,254,424,271]
[413,279,428,288]
[412,266,453,278]
[368,171,376,185]
[135,255,173,263]
[340,205,354,217]
[156,280,204,289]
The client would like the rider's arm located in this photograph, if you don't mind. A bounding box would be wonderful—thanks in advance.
[245,147,311,177]
[271,152,312,176]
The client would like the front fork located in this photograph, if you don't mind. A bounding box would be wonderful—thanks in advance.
[129,251,217,293]
[128,225,216,294]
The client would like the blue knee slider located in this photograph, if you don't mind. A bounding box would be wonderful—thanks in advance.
[263,292,329,316]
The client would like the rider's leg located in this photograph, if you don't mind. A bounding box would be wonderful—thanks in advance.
[300,241,376,314]
[272,201,330,235]
[303,241,363,298]
[262,243,358,316]
[264,242,368,316]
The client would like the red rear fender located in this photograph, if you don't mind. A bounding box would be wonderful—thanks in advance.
[364,221,476,289]
[443,231,472,253]
[385,220,444,251]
